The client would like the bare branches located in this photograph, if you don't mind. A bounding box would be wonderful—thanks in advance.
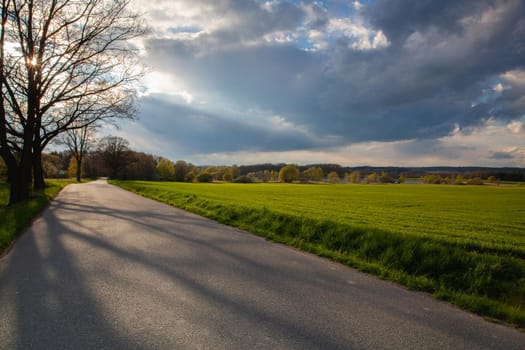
[61,120,97,181]
[3,0,143,145]
[0,0,144,202]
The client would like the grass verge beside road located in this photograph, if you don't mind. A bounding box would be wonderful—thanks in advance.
[112,180,525,329]
[0,180,73,255]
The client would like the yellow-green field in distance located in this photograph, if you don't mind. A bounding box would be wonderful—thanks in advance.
[113,180,525,327]
[118,181,525,250]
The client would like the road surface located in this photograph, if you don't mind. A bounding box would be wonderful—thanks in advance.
[0,180,524,349]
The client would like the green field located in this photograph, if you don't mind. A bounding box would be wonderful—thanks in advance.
[112,180,525,328]
[0,180,73,254]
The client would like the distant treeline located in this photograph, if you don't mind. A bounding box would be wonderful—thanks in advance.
[237,164,525,182]
[1,137,523,183]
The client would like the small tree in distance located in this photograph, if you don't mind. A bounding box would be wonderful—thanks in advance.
[365,172,379,184]
[379,171,393,183]
[327,171,340,184]
[303,167,324,182]
[174,161,189,182]
[279,165,299,183]
[196,172,213,183]
[97,136,132,179]
[62,124,97,182]
[68,157,78,179]
[487,176,500,185]
[346,170,361,184]
[156,159,175,180]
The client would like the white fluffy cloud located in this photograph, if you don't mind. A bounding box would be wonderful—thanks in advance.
[327,18,389,50]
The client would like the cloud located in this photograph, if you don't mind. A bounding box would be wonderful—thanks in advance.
[507,120,524,134]
[493,83,505,93]
[327,18,389,50]
[132,94,336,155]
[174,130,525,167]
[141,72,194,103]
[119,108,525,167]
[127,0,525,166]
[498,69,525,116]
[490,152,515,160]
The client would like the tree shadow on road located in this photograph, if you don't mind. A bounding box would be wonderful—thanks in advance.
[1,183,521,350]
[0,191,354,349]
[0,207,143,349]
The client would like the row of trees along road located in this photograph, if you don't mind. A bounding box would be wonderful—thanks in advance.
[0,0,143,205]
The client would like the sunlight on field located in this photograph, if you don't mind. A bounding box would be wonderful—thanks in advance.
[122,182,525,251]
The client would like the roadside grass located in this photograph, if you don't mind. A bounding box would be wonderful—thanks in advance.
[111,180,525,328]
[0,179,74,254]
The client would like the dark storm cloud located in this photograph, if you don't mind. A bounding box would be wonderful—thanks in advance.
[395,138,473,160]
[182,0,305,46]
[141,0,525,152]
[490,151,515,160]
[368,0,491,43]
[363,0,525,117]
[146,39,322,110]
[138,95,330,154]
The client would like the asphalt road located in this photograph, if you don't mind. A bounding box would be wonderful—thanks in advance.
[0,180,524,349]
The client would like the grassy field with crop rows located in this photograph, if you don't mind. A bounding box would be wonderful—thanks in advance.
[113,180,525,328]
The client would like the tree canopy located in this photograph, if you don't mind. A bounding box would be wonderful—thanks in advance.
[279,165,299,183]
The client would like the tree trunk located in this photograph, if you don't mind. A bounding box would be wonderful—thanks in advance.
[10,95,36,204]
[9,156,32,205]
[76,157,82,183]
[33,103,45,190]
[0,152,14,184]
[32,145,46,190]
[9,172,24,205]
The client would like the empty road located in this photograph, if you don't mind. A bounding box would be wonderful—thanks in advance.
[0,180,524,349]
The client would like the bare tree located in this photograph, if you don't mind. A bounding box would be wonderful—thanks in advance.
[97,135,132,179]
[62,123,97,182]
[0,0,143,204]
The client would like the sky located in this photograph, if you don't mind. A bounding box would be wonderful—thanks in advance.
[115,0,525,167]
